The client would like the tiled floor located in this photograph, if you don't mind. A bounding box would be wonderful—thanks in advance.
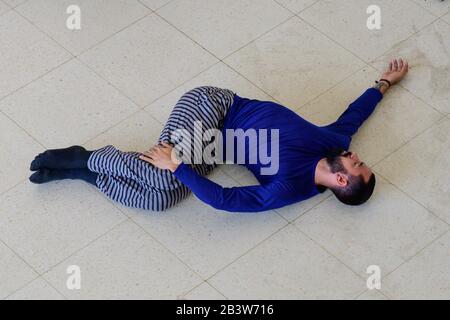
[0,0,448,300]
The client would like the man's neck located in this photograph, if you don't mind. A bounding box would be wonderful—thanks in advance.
[314,158,333,188]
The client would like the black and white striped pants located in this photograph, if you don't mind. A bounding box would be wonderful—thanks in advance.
[87,86,236,211]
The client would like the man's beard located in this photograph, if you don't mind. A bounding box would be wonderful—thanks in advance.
[326,147,346,174]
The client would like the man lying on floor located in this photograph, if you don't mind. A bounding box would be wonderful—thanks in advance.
[29,59,409,213]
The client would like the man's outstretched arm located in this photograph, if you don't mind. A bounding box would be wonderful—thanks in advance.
[324,58,409,137]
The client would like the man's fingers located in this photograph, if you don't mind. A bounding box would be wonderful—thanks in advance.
[393,59,399,71]
[403,61,409,73]
[398,58,404,70]
[389,61,393,72]
[160,142,172,149]
[144,150,157,160]
[139,154,154,164]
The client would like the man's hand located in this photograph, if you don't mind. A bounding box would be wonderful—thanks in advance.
[139,142,181,173]
[381,58,409,86]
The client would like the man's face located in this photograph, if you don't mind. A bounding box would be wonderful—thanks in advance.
[339,151,373,183]
[326,149,373,185]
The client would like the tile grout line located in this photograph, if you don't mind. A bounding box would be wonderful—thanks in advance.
[273,0,321,16]
[137,0,177,12]
[82,4,328,147]
[297,3,442,69]
[295,64,373,112]
[183,280,229,301]
[106,198,231,299]
[381,74,446,117]
[40,216,131,278]
[370,115,447,169]
[9,6,167,149]
[353,288,391,300]
[369,116,450,227]
[9,4,158,147]
[125,216,207,291]
[292,224,375,298]
[204,280,230,300]
[2,8,318,298]
[377,229,449,299]
[80,60,225,148]
[150,9,289,105]
[367,14,443,64]
[196,194,344,286]
[0,173,31,198]
[0,237,68,300]
[407,0,450,19]
[74,9,155,58]
[0,56,74,106]
[440,16,450,26]
[152,9,300,104]
[374,169,450,228]
[0,110,47,150]
[2,0,446,299]
[203,223,291,283]
[34,217,133,300]
[294,15,369,66]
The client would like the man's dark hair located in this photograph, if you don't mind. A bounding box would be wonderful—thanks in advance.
[331,173,376,206]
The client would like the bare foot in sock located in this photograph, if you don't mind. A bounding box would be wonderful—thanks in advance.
[30,146,91,171]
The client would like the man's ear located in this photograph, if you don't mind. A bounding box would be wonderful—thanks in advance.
[336,172,348,187]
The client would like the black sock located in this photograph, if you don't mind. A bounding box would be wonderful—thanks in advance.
[30,146,94,171]
[29,168,98,186]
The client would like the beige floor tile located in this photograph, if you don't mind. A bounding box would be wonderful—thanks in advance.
[295,177,448,277]
[2,0,26,8]
[209,224,365,299]
[0,59,139,148]
[383,231,450,300]
[224,17,365,108]
[140,0,172,11]
[128,169,287,279]
[44,220,202,299]
[16,0,150,56]
[372,20,450,114]
[443,12,450,23]
[356,290,387,300]
[79,14,217,107]
[412,0,450,16]
[298,67,442,166]
[299,0,436,61]
[145,62,273,124]
[0,1,10,14]
[374,117,450,224]
[183,282,226,300]
[0,113,43,195]
[0,181,127,273]
[158,0,292,59]
[221,164,331,222]
[6,277,65,300]
[0,11,71,99]
[85,110,163,152]
[0,0,447,300]
[275,0,318,13]
[0,241,37,299]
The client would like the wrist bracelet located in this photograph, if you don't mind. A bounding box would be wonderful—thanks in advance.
[377,79,392,87]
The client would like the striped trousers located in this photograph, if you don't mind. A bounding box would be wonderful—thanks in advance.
[87,86,236,211]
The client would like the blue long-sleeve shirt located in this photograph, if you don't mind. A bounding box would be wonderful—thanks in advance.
[173,88,383,212]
